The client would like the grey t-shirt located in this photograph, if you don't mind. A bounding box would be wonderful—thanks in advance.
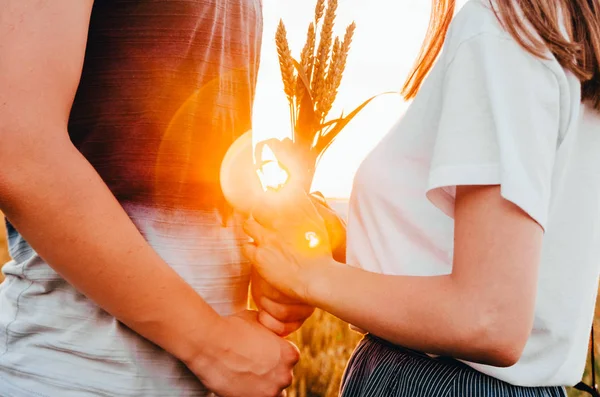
[0,1,262,395]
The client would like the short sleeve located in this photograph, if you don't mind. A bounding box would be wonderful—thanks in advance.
[426,33,561,230]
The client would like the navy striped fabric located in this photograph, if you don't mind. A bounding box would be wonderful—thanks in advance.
[341,335,567,397]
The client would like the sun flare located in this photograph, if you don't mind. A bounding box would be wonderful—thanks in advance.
[305,231,321,248]
[256,144,290,191]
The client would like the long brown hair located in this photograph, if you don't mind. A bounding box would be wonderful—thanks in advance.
[402,0,600,111]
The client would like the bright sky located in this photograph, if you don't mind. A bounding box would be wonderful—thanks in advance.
[253,0,467,198]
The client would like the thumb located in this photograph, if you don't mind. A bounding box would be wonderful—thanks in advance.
[283,340,301,364]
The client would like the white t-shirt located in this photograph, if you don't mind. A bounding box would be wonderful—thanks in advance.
[347,0,600,387]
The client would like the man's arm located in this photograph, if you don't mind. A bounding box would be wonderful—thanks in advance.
[0,2,297,396]
[0,0,220,365]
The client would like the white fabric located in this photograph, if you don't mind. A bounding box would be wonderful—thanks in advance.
[347,0,600,387]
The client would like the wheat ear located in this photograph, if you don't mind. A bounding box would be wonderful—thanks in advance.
[275,19,298,135]
[318,36,341,120]
[296,22,317,108]
[276,20,296,103]
[311,0,338,119]
[319,21,356,119]
[314,0,326,24]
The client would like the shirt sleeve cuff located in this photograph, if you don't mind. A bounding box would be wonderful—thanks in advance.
[426,163,549,231]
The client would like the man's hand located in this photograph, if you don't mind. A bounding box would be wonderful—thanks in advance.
[188,311,299,397]
[252,271,315,336]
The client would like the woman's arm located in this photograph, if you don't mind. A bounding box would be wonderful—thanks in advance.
[245,185,542,367]
[0,2,297,395]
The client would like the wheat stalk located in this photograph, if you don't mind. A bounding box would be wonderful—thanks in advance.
[300,22,316,81]
[319,22,356,121]
[296,22,317,112]
[311,0,338,120]
[285,309,363,396]
[275,19,297,134]
[316,36,340,120]
[314,0,326,25]
[276,20,296,102]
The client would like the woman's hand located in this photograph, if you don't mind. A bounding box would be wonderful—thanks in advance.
[251,272,315,336]
[243,188,336,303]
[248,194,343,334]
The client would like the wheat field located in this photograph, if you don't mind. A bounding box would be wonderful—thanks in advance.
[285,310,362,397]
[0,213,594,396]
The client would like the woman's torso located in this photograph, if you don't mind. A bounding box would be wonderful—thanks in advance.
[0,1,262,395]
[348,0,600,387]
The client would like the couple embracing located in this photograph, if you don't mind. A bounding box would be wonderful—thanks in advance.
[0,0,599,396]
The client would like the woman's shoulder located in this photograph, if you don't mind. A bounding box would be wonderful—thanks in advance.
[442,0,583,150]
[445,0,539,55]
[444,0,576,93]
[447,0,508,42]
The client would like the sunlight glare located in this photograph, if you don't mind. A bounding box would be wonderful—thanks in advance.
[305,231,321,249]
[256,144,289,191]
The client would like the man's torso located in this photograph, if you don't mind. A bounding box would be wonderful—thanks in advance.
[0,1,262,395]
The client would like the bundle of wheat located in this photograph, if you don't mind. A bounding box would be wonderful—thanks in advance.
[274,0,391,191]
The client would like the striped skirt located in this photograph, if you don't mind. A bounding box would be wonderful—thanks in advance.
[341,335,567,397]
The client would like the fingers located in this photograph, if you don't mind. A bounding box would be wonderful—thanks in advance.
[270,337,298,397]
[259,310,304,337]
[286,186,317,215]
[258,296,314,324]
[242,242,258,263]
[243,218,269,246]
[312,200,331,220]
[311,197,338,225]
[252,197,277,229]
[256,187,312,223]
[251,185,321,236]
[277,328,299,395]
[309,191,327,206]
[252,272,298,305]
[309,196,347,262]
[284,340,301,364]
[251,272,312,336]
